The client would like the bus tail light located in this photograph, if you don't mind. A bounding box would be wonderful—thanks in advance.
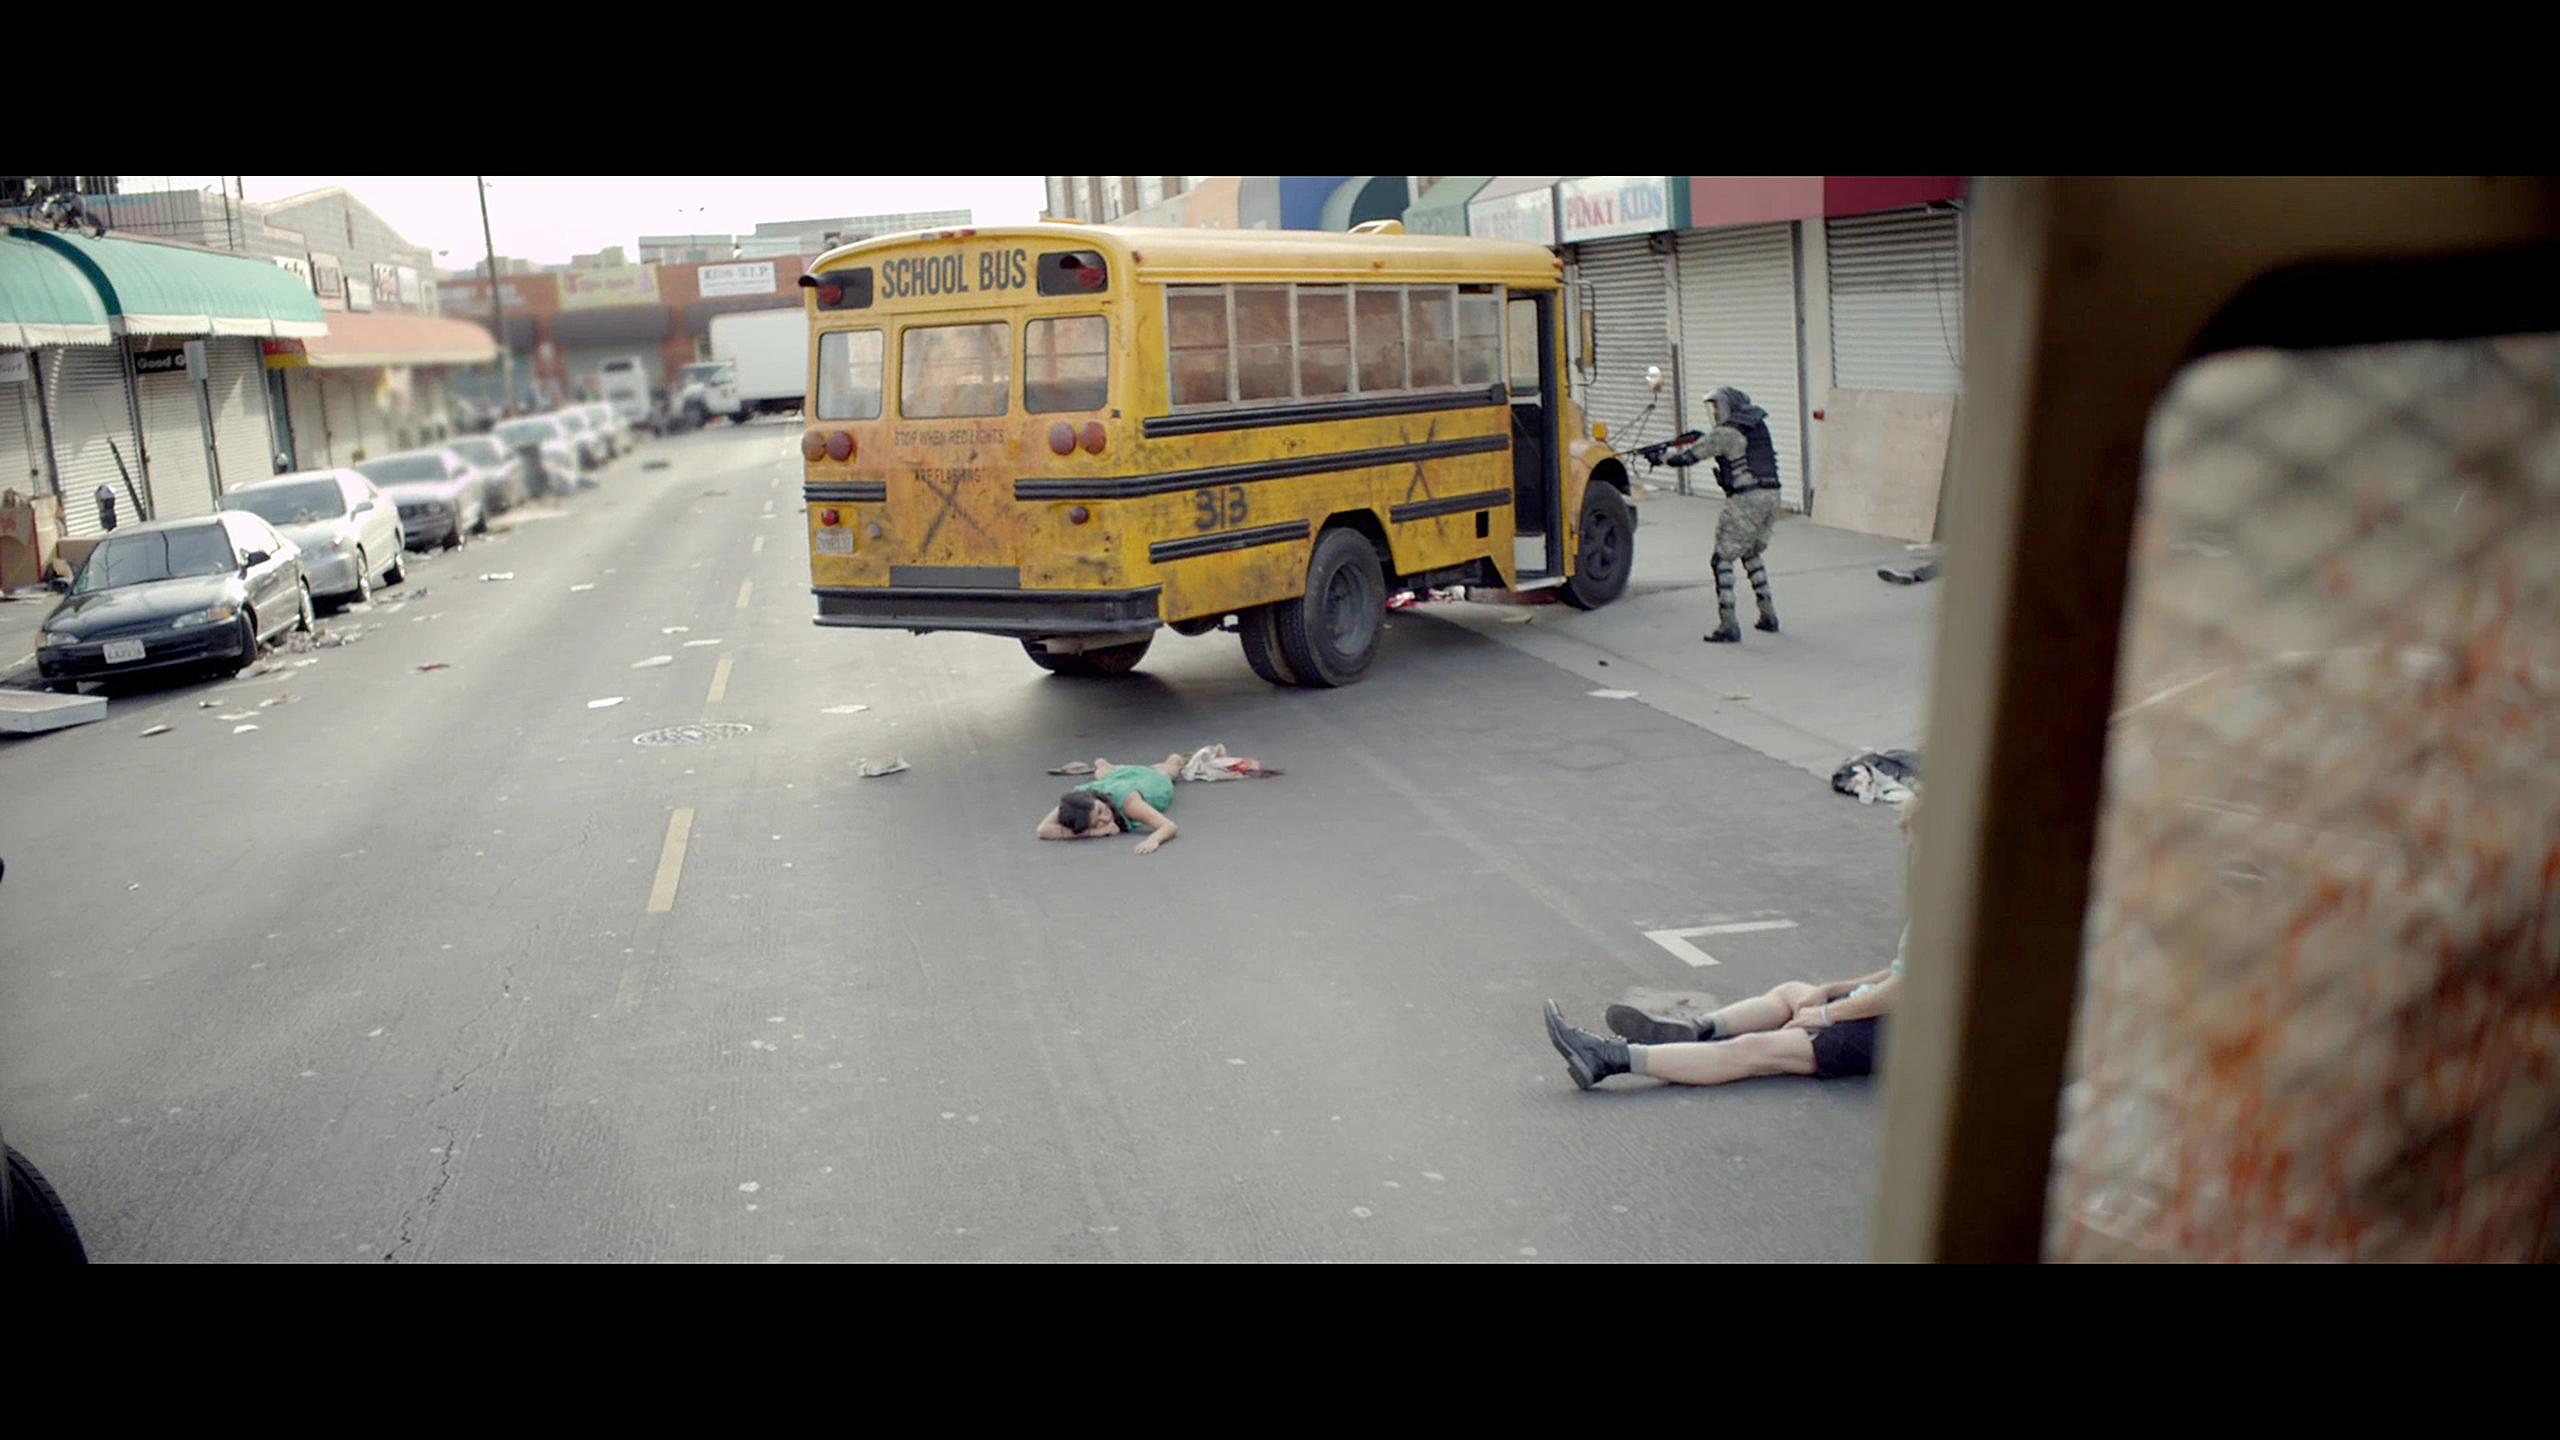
[1067,506,1091,525]
[819,508,841,526]
[826,431,855,462]
[801,431,827,461]
[1048,422,1077,456]
[1079,422,1107,455]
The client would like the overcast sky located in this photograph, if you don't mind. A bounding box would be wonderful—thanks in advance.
[150,176,1048,270]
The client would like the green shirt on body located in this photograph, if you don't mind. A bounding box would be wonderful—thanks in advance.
[1076,765,1174,831]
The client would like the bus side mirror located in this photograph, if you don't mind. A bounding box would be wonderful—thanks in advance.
[1577,303,1596,376]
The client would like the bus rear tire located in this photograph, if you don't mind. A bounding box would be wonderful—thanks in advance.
[1023,635,1152,677]
[1560,482,1634,610]
[1239,604,1300,686]
[1276,527,1386,688]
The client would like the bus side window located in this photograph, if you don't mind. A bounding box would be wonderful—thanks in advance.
[1234,286,1294,402]
[1297,287,1351,398]
[1168,287,1232,407]
[1458,290,1504,387]
[1407,287,1458,389]
[1355,287,1407,392]
[818,329,885,421]
[1026,316,1110,414]
[1506,297,1541,393]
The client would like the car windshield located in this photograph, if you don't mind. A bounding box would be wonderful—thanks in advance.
[556,413,591,432]
[683,363,733,383]
[451,439,503,465]
[357,454,448,484]
[496,420,555,446]
[74,526,238,593]
[222,479,345,525]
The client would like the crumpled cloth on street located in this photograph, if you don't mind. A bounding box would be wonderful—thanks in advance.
[1832,748,1920,806]
[1178,743,1282,781]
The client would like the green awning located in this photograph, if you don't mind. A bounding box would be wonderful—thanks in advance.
[1403,176,1491,236]
[0,230,114,346]
[14,226,327,339]
[1318,176,1412,232]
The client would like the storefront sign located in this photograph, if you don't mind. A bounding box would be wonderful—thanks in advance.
[131,341,207,380]
[398,266,421,306]
[559,264,662,310]
[697,261,777,299]
[1469,188,1556,247]
[372,264,402,305]
[261,338,309,370]
[0,351,28,384]
[1557,175,1678,243]
[346,278,376,313]
[272,254,315,292]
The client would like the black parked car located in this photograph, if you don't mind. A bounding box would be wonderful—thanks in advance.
[35,513,313,690]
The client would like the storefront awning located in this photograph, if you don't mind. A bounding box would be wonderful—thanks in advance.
[15,227,327,339]
[1317,176,1411,232]
[0,230,114,346]
[295,312,498,368]
[1402,177,1491,236]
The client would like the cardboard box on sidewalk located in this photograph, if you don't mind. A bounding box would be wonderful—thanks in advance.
[1,490,63,593]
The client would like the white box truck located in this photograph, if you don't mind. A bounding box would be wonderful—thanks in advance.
[708,309,808,419]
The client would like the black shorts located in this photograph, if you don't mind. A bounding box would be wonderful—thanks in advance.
[1810,1017,1882,1078]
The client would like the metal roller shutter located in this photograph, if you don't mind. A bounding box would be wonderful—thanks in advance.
[285,368,330,468]
[1570,236,1679,451]
[1827,208,1964,394]
[206,338,275,492]
[3,370,43,500]
[136,361,216,520]
[1677,223,1806,510]
[44,346,140,537]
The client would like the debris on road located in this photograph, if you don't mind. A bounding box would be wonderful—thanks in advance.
[662,626,689,634]
[1047,760,1094,775]
[821,704,868,715]
[232,723,259,734]
[481,572,516,582]
[1832,748,1921,806]
[1176,744,1283,781]
[632,655,673,668]
[197,700,218,709]
[257,694,297,707]
[415,662,451,673]
[139,724,170,737]
[856,757,910,777]
[682,638,721,647]
[219,711,256,721]
[570,583,595,592]
[588,697,626,709]
[292,658,320,668]
[1588,689,1640,700]
[1724,693,1751,701]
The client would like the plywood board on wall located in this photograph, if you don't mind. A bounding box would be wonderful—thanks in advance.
[1815,389,1954,542]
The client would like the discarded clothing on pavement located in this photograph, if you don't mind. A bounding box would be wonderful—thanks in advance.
[1832,748,1921,806]
[1046,744,1283,781]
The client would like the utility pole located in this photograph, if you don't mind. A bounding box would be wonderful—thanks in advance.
[477,176,515,416]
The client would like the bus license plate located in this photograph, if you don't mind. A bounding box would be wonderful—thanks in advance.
[813,529,855,555]
[104,639,146,664]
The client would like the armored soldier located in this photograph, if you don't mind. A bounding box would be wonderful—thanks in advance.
[1684,386,1783,643]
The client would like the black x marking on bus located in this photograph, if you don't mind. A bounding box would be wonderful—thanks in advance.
[913,466,999,555]
[1405,419,1440,503]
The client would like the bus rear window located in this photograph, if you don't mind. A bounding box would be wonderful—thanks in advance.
[901,322,1011,418]
[817,329,884,421]
[1026,316,1108,414]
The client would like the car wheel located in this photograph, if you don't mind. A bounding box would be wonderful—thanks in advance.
[443,521,466,551]
[383,549,406,586]
[228,612,259,674]
[1275,527,1388,688]
[295,582,315,634]
[342,551,373,610]
[1560,482,1634,611]
[3,1145,87,1264]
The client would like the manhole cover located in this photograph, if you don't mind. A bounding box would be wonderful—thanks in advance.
[633,722,756,747]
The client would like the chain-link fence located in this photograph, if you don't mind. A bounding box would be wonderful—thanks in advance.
[2046,332,2560,1262]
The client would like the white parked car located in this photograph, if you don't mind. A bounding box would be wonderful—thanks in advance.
[218,468,407,609]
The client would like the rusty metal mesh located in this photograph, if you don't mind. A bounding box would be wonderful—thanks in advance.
[2045,334,2560,1262]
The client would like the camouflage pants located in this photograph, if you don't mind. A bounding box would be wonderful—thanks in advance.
[1713,488,1780,628]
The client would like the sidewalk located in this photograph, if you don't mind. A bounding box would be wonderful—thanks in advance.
[1426,489,1941,784]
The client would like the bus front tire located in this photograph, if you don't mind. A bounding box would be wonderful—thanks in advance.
[1560,482,1634,610]
[1239,604,1300,686]
[1023,635,1152,677]
[1276,528,1386,688]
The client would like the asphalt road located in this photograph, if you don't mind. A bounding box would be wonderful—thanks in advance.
[0,422,1910,1262]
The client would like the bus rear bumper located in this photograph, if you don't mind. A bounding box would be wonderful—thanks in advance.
[812,584,1164,638]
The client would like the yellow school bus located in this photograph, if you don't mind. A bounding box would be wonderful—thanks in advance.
[795,220,1634,686]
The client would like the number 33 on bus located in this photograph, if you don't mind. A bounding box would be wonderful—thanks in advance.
[795,220,1637,687]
